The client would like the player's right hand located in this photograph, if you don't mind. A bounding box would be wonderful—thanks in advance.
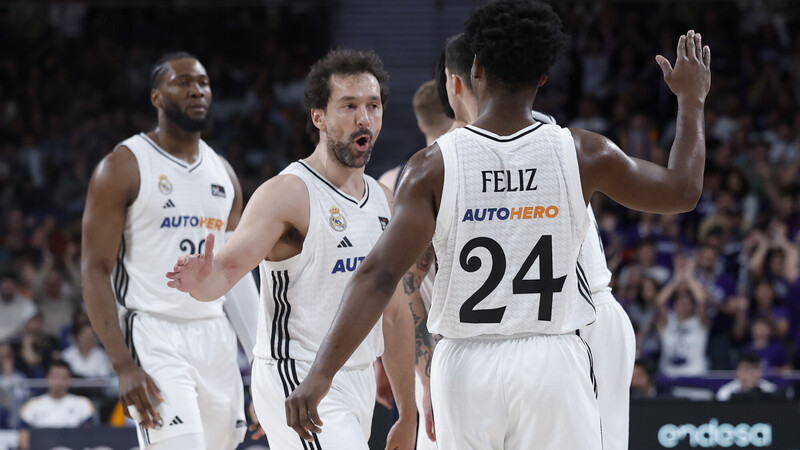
[655,30,711,104]
[117,361,164,429]
[166,232,215,294]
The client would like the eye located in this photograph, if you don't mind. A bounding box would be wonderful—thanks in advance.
[371,103,380,110]
[344,104,354,109]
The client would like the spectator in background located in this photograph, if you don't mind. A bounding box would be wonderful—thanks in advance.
[0,274,37,342]
[17,361,95,449]
[656,255,710,377]
[60,322,112,378]
[619,239,671,288]
[749,277,790,341]
[0,343,28,428]
[11,314,60,378]
[716,353,778,401]
[741,316,791,373]
[630,359,666,399]
[624,274,661,360]
[31,243,81,339]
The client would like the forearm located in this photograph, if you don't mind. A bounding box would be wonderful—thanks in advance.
[381,285,416,419]
[668,98,706,201]
[82,270,135,371]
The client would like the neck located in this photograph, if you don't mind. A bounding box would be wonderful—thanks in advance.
[473,85,539,135]
[305,141,366,198]
[49,391,67,400]
[150,119,201,163]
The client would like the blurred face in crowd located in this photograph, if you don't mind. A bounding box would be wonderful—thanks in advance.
[76,324,97,355]
[630,365,651,394]
[697,247,717,272]
[154,58,212,132]
[317,72,382,168]
[736,361,763,391]
[46,365,72,399]
[0,277,17,302]
[750,319,771,342]
[673,293,694,320]
[754,281,775,309]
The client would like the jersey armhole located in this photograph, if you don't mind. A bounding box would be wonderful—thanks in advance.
[120,138,151,224]
[558,128,590,237]
[433,134,457,247]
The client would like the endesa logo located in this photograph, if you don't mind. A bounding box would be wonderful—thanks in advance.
[657,418,772,448]
[462,205,559,222]
[160,216,225,230]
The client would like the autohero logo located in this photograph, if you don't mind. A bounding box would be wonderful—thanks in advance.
[658,418,772,448]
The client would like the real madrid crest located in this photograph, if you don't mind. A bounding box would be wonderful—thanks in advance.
[158,175,173,195]
[329,206,347,232]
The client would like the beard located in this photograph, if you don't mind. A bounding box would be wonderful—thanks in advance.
[164,101,212,132]
[328,128,374,168]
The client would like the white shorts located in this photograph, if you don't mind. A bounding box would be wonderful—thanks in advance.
[580,295,636,450]
[125,312,246,449]
[251,358,375,450]
[415,374,437,450]
[430,333,601,450]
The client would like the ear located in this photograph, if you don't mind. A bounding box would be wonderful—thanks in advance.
[539,74,548,87]
[150,89,161,109]
[311,108,325,132]
[471,55,484,81]
[452,75,463,96]
[416,120,425,135]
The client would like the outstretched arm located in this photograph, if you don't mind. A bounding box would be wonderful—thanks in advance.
[577,31,711,214]
[167,174,307,301]
[285,145,443,443]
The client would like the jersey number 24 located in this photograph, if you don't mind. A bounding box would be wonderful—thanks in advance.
[459,235,565,324]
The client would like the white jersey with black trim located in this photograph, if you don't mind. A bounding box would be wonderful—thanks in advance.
[254,161,390,369]
[583,205,614,303]
[430,122,593,338]
[112,133,234,320]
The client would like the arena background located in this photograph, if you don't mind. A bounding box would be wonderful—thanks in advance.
[2,1,800,449]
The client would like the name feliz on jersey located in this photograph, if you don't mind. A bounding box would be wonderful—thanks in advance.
[464,167,559,223]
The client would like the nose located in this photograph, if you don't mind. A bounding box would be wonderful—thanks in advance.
[188,82,204,98]
[355,105,370,128]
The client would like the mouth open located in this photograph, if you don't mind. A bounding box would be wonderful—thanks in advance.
[354,135,370,152]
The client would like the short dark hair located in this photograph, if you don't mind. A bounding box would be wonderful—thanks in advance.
[304,48,390,145]
[738,353,761,367]
[435,50,455,119]
[444,34,474,93]
[150,51,198,90]
[48,360,72,376]
[465,0,568,88]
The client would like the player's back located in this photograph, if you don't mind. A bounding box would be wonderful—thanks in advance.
[114,133,234,320]
[430,122,594,338]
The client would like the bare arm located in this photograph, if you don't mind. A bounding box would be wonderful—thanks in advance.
[285,144,443,443]
[221,156,244,231]
[167,175,307,301]
[576,31,711,214]
[81,147,162,428]
[403,245,437,382]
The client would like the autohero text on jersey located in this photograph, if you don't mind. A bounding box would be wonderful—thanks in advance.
[462,205,559,222]
[481,168,538,193]
[159,215,225,230]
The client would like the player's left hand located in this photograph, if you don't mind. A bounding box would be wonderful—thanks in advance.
[247,402,266,440]
[285,371,332,442]
[384,414,416,450]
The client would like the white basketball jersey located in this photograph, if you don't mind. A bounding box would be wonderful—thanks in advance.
[582,205,613,302]
[430,123,593,338]
[113,133,234,320]
[254,161,390,369]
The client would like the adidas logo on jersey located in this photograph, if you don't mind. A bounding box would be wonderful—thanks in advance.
[337,236,353,248]
[169,416,183,426]
[162,199,175,208]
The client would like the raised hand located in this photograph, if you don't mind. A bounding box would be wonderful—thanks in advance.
[166,233,215,294]
[656,30,711,104]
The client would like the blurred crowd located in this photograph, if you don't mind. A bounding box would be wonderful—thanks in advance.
[2,0,800,429]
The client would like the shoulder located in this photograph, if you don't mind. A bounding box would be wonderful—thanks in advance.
[247,174,310,221]
[376,179,394,209]
[402,143,444,184]
[20,395,45,416]
[88,144,140,203]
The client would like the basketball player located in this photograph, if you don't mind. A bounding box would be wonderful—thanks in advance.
[377,79,452,449]
[432,32,637,450]
[284,0,711,448]
[166,49,416,450]
[82,53,260,449]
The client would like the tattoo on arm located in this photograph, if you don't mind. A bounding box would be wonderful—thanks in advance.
[416,244,435,273]
[408,297,435,378]
[403,244,436,295]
